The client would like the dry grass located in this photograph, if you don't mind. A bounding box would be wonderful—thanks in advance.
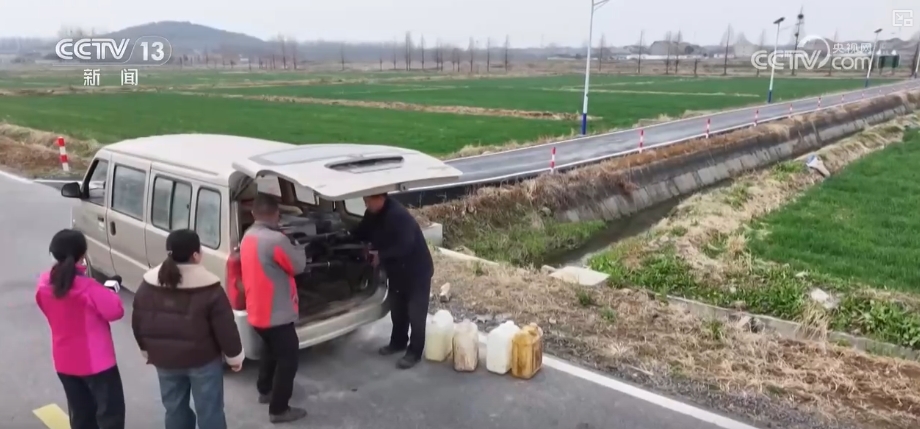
[0,123,98,177]
[416,90,920,236]
[176,91,592,121]
[431,253,920,428]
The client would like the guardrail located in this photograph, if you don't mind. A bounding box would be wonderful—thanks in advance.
[394,79,920,208]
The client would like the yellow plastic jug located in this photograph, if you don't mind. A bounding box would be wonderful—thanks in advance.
[510,323,543,379]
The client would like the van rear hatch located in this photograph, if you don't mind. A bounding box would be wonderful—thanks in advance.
[231,144,462,200]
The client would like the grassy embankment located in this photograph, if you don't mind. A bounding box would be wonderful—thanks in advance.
[588,124,920,351]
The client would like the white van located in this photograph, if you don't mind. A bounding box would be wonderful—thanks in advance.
[59,134,461,359]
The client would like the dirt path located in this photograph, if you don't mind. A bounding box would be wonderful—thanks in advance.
[544,87,760,97]
[175,91,594,121]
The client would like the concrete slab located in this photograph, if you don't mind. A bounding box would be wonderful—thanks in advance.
[549,266,610,287]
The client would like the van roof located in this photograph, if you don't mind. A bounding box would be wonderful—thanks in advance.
[103,134,295,184]
[101,134,462,197]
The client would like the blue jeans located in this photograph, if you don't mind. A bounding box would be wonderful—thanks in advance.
[156,360,226,429]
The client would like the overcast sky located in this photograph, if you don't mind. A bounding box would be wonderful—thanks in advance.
[3,0,918,46]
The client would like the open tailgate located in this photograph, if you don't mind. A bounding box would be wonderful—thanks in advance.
[232,144,461,200]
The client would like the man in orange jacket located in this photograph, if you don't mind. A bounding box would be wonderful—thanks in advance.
[239,194,307,424]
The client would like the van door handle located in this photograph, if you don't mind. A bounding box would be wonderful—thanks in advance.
[97,215,105,222]
[109,221,116,235]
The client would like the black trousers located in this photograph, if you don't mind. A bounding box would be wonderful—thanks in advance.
[254,323,299,415]
[388,274,432,359]
[57,365,126,429]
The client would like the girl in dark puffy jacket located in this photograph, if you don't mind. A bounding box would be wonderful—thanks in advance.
[131,229,243,429]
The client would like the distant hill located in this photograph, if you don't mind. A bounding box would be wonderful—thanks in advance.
[99,21,272,55]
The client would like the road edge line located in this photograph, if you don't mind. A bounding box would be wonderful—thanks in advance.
[0,169,33,185]
[472,331,760,429]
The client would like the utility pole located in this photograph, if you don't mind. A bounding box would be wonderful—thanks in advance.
[791,7,804,76]
[637,30,644,74]
[580,0,610,135]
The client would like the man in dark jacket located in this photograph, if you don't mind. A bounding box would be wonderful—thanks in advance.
[351,193,434,369]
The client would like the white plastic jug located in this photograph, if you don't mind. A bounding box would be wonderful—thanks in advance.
[486,321,520,374]
[452,320,479,372]
[424,310,455,362]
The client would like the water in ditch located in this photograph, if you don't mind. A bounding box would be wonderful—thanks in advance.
[542,197,683,268]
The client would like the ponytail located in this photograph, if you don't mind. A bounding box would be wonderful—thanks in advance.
[50,255,77,298]
[48,229,88,299]
[157,256,183,289]
[158,229,202,288]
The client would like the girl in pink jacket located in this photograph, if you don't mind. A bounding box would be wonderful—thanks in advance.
[36,229,126,429]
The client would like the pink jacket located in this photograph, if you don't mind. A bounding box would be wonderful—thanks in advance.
[35,266,125,376]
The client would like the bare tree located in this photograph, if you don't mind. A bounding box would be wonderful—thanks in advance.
[391,40,398,69]
[674,30,682,73]
[404,32,413,70]
[289,38,298,70]
[721,24,733,75]
[468,37,475,74]
[598,34,606,71]
[57,26,89,38]
[485,38,492,73]
[756,29,767,77]
[340,44,346,71]
[637,30,645,74]
[275,34,287,70]
[419,35,425,70]
[379,50,384,71]
[503,35,511,71]
[664,31,673,75]
[452,47,461,72]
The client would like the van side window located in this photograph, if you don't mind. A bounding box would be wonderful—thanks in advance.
[151,176,192,231]
[195,188,221,249]
[343,198,366,216]
[83,159,110,206]
[111,165,147,220]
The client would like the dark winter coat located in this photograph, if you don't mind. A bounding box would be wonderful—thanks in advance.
[131,263,244,370]
[351,197,434,287]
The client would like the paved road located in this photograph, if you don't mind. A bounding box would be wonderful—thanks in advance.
[0,174,760,429]
[433,79,920,188]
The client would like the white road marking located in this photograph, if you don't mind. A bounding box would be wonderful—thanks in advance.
[34,179,74,184]
[0,169,33,184]
[474,332,759,429]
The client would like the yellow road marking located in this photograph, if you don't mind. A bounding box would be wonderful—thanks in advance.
[33,404,70,429]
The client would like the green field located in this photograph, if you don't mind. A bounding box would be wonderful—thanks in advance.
[0,92,569,154]
[0,70,892,155]
[0,69,425,88]
[749,129,920,293]
[203,75,874,131]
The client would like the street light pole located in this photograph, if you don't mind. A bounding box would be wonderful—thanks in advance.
[913,35,920,79]
[580,0,610,135]
[767,17,784,103]
[864,28,882,88]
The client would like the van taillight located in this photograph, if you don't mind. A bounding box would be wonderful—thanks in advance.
[226,249,246,310]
